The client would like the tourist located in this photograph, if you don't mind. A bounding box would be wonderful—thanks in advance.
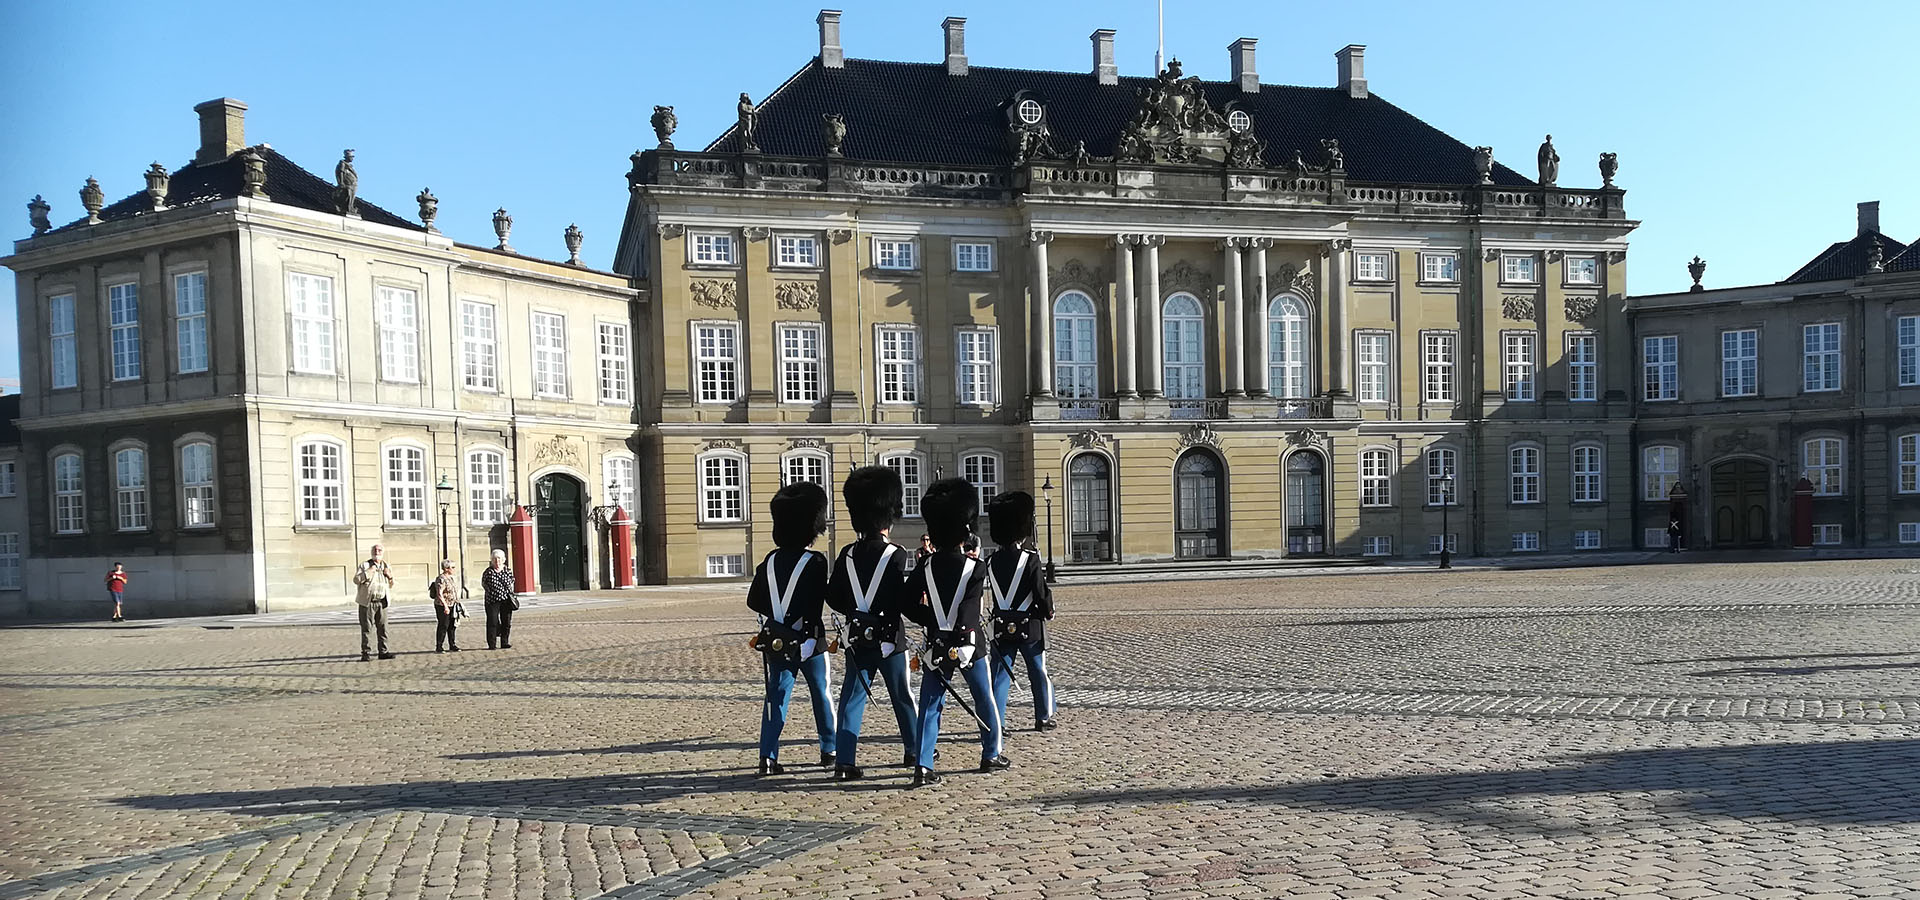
[482,549,517,649]
[105,563,128,622]
[353,544,396,660]
[431,559,462,652]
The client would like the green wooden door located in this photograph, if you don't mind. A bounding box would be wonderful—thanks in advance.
[537,475,586,592]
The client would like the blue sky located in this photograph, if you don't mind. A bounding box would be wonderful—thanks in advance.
[2,0,1915,383]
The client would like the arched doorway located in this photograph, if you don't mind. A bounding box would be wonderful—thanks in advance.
[1067,453,1112,562]
[1285,451,1326,556]
[1174,450,1226,558]
[535,473,587,592]
[1710,459,1771,547]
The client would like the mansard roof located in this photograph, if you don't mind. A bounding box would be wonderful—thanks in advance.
[1882,239,1920,273]
[51,146,420,235]
[702,58,1534,187]
[1783,231,1909,283]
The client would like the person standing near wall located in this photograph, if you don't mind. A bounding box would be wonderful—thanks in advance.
[431,560,462,652]
[105,563,128,622]
[482,549,517,649]
[353,544,396,661]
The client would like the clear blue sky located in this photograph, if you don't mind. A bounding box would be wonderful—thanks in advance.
[3,0,1916,383]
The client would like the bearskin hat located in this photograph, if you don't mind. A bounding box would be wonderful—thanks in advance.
[920,476,979,550]
[769,481,829,550]
[986,491,1036,547]
[842,465,903,537]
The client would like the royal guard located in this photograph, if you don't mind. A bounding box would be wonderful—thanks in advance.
[824,466,920,780]
[903,477,1007,786]
[747,482,837,775]
[985,491,1057,733]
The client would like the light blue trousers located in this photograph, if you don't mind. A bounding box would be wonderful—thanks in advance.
[759,652,836,761]
[915,657,1001,769]
[833,648,918,767]
[990,642,1055,727]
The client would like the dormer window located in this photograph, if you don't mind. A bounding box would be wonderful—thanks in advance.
[1016,99,1044,125]
[1228,110,1252,133]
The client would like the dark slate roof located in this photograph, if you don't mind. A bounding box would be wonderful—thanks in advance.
[51,147,420,234]
[704,58,1533,187]
[1884,240,1920,273]
[0,394,19,446]
[1783,231,1909,283]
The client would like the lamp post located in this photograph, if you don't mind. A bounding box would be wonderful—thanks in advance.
[1439,474,1454,570]
[1041,475,1057,583]
[435,474,456,564]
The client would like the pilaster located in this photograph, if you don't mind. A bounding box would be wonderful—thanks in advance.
[1029,230,1054,399]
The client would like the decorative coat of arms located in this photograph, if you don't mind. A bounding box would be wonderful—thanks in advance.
[1274,263,1317,303]
[1160,260,1215,302]
[1501,295,1536,321]
[689,279,738,310]
[774,281,820,310]
[1068,430,1111,449]
[1179,423,1222,450]
[789,437,827,451]
[1286,428,1324,449]
[1115,59,1231,164]
[533,436,580,468]
[1049,259,1105,294]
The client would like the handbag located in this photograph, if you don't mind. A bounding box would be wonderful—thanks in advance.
[452,601,468,619]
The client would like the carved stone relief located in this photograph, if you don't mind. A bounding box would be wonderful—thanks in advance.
[1564,294,1599,323]
[1049,258,1105,294]
[1068,430,1111,449]
[1179,422,1222,450]
[789,437,828,451]
[774,281,820,310]
[1711,428,1769,456]
[533,436,581,468]
[655,222,686,238]
[1286,428,1324,449]
[702,439,743,453]
[1160,260,1215,302]
[689,279,738,310]
[1501,295,1537,321]
[1273,263,1317,303]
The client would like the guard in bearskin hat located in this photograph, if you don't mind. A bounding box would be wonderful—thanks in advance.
[746,481,837,775]
[984,491,1057,732]
[902,477,1007,786]
[824,466,921,780]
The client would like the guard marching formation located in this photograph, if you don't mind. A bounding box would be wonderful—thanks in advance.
[750,467,1059,787]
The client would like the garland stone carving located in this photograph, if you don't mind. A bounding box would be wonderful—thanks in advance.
[1274,263,1317,303]
[703,439,743,452]
[1179,422,1222,450]
[1286,428,1324,449]
[533,436,580,468]
[1502,295,1537,321]
[1048,258,1104,294]
[789,437,827,451]
[1564,294,1599,323]
[1068,430,1111,450]
[1160,260,1215,302]
[774,281,820,310]
[690,279,738,310]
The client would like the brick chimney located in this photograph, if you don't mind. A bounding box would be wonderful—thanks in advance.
[1336,45,1367,98]
[944,17,967,75]
[193,98,247,165]
[1859,200,1881,236]
[1092,29,1118,85]
[1229,38,1258,93]
[818,9,844,69]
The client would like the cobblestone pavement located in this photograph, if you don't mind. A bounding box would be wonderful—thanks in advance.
[3,558,1918,899]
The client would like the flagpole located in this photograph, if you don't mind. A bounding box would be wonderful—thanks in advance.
[1154,0,1164,73]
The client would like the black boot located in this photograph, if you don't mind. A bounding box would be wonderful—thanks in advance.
[757,758,785,776]
[1036,718,1058,732]
[912,766,942,787]
[819,750,836,768]
[834,764,864,781]
[979,754,1012,772]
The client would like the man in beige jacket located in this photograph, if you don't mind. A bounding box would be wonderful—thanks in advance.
[354,544,396,661]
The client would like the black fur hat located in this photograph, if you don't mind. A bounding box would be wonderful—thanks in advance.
[986,491,1036,547]
[769,481,829,550]
[842,465,902,537]
[920,477,978,550]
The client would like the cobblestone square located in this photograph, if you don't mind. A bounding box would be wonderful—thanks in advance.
[3,559,1918,899]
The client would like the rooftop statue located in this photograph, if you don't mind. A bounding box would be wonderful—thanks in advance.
[333,149,358,216]
[1537,134,1559,187]
[1115,58,1229,164]
[737,94,759,152]
[651,105,677,150]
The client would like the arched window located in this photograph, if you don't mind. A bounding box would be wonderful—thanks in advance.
[1053,292,1098,405]
[960,450,1001,510]
[1571,444,1604,503]
[1426,447,1458,506]
[880,452,925,518]
[1268,295,1310,399]
[297,438,346,525]
[467,447,507,525]
[781,451,828,487]
[1163,293,1205,409]
[1360,447,1393,507]
[382,443,428,525]
[114,446,149,531]
[52,451,85,534]
[1068,453,1112,562]
[1803,437,1844,496]
[1641,445,1680,500]
[180,440,217,527]
[697,452,746,523]
[1174,450,1225,558]
[1509,445,1541,504]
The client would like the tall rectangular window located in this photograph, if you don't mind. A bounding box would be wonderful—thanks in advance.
[1803,438,1843,496]
[700,455,744,522]
[604,456,636,516]
[297,441,345,525]
[1360,448,1393,507]
[883,454,923,517]
[175,272,209,374]
[1642,446,1679,501]
[0,534,17,589]
[1509,446,1541,504]
[1572,445,1603,503]
[0,461,13,497]
[1426,448,1457,506]
[461,301,497,390]
[114,447,148,531]
[690,232,736,265]
[962,452,1000,509]
[467,449,506,525]
[1421,252,1458,283]
[1504,331,1536,401]
[1567,333,1597,401]
[1354,251,1391,282]
[875,238,916,270]
[180,442,216,527]
[1899,316,1918,387]
[1642,335,1678,401]
[597,321,631,403]
[53,453,84,533]
[957,328,996,406]
[1720,329,1758,397]
[954,241,994,272]
[695,323,738,402]
[1502,255,1537,283]
[109,282,141,381]
[879,327,920,403]
[1356,333,1390,402]
[1565,256,1599,284]
[1803,322,1841,392]
[532,311,567,397]
[774,234,819,267]
[377,286,420,383]
[1899,434,1919,494]
[49,293,77,389]
[288,273,335,375]
[1423,332,1456,403]
[778,324,821,403]
[383,445,428,525]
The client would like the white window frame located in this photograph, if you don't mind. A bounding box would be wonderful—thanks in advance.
[1426,534,1458,555]
[0,461,13,497]
[531,310,569,398]
[1362,536,1393,557]
[49,292,78,389]
[1644,527,1672,549]
[778,323,823,404]
[460,300,499,391]
[1571,444,1604,503]
[1564,255,1599,285]
[956,327,998,407]
[1812,524,1843,546]
[1511,531,1541,552]
[287,271,336,376]
[1164,294,1208,403]
[1423,331,1455,404]
[108,280,141,382]
[1355,331,1391,403]
[881,452,925,519]
[0,533,18,590]
[693,320,740,403]
[698,451,746,524]
[174,270,209,375]
[1803,437,1844,496]
[597,320,631,404]
[1353,250,1392,283]
[1056,292,1101,402]
[466,447,507,526]
[382,442,430,526]
[1567,332,1598,402]
[1720,328,1758,398]
[1501,253,1538,284]
[113,443,149,532]
[1267,295,1311,400]
[953,240,996,273]
[377,285,421,383]
[689,231,737,266]
[773,233,820,268]
[1573,529,1602,550]
[296,437,347,526]
[1899,433,1920,494]
[874,236,917,271]
[1898,315,1918,387]
[1802,322,1842,393]
[706,554,745,577]
[52,450,85,534]
[1426,447,1458,507]
[781,450,830,488]
[1642,335,1678,401]
[1503,331,1537,401]
[604,452,637,517]
[1509,445,1541,505]
[1899,522,1920,544]
[1419,252,1459,284]
[1642,445,1680,501]
[877,325,921,404]
[179,438,217,528]
[961,450,1001,511]
[1360,447,1393,507]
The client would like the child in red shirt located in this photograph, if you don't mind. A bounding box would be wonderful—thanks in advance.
[106,563,128,622]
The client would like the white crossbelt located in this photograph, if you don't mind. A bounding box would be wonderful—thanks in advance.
[924,558,977,632]
[764,550,812,623]
[990,552,1032,613]
[844,544,897,613]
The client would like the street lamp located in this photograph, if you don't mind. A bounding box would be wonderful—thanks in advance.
[1439,474,1454,570]
[435,473,457,564]
[1041,474,1057,583]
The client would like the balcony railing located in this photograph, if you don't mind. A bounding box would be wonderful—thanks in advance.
[1058,398,1118,420]
[1275,397,1331,419]
[1169,398,1230,419]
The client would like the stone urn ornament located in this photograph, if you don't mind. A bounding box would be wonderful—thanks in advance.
[416,188,439,232]
[822,112,846,157]
[1472,146,1494,185]
[651,105,677,149]
[1687,255,1706,292]
[564,223,583,265]
[1598,152,1619,188]
[80,177,104,224]
[144,162,170,211]
[27,194,51,235]
[239,147,270,199]
[492,207,513,251]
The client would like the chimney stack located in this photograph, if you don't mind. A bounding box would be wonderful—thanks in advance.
[1336,44,1367,98]
[1229,38,1258,93]
[1858,200,1881,236]
[818,9,844,69]
[193,98,247,165]
[1092,29,1118,85]
[943,17,967,76]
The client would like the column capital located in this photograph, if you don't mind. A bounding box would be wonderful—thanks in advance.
[1249,237,1275,250]
[1320,237,1353,257]
[1218,236,1251,252]
[1109,233,1141,249]
[1138,233,1167,248]
[1026,229,1055,246]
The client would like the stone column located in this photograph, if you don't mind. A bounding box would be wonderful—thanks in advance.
[1114,235,1137,397]
[1140,236,1164,397]
[1325,238,1353,397]
[1030,231,1054,398]
[1222,238,1246,397]
[1248,238,1272,397]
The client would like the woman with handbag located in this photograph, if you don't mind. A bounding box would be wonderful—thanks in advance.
[431,559,462,652]
[482,549,518,649]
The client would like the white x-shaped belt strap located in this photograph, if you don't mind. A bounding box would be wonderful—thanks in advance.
[990,552,1032,613]
[843,544,897,614]
[763,550,812,623]
[924,558,976,632]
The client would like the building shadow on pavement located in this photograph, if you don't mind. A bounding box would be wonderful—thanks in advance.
[1637,651,1915,666]
[1035,739,1920,832]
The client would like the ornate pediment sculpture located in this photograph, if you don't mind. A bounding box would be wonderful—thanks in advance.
[1274,263,1318,303]
[1068,430,1111,450]
[1161,260,1215,302]
[1179,423,1222,450]
[1115,58,1231,165]
[534,436,581,468]
[1049,258,1105,294]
